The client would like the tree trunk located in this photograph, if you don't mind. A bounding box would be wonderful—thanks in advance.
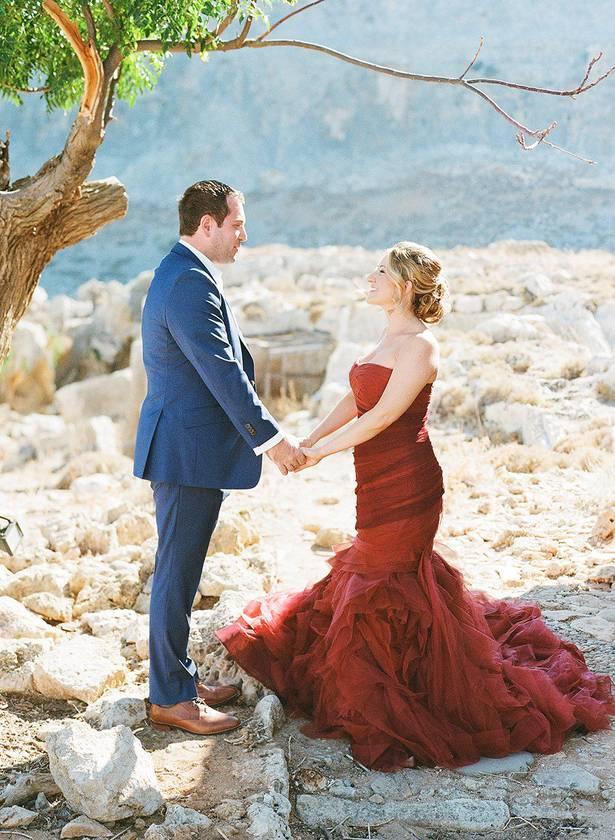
[0,177,127,363]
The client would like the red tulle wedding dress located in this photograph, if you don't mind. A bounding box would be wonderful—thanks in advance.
[216,361,615,771]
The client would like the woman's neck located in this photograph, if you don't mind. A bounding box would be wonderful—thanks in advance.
[384,306,424,336]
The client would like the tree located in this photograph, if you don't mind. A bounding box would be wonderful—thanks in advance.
[1,0,613,363]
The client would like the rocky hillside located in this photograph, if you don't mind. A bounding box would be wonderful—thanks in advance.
[3,0,615,293]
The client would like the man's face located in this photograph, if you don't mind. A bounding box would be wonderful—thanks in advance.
[205,195,247,264]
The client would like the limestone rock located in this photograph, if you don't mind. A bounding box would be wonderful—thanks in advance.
[477,313,543,343]
[0,320,55,413]
[188,590,267,704]
[247,794,292,840]
[208,511,260,556]
[55,368,134,423]
[22,592,73,622]
[70,416,122,457]
[46,720,163,821]
[144,804,212,839]
[115,511,156,546]
[569,616,615,643]
[61,815,112,838]
[314,527,353,549]
[0,596,58,639]
[0,770,60,807]
[57,452,134,490]
[532,764,601,794]
[252,694,286,740]
[84,689,147,730]
[198,553,266,598]
[0,805,38,828]
[33,635,127,702]
[3,565,70,600]
[455,752,534,775]
[81,608,141,639]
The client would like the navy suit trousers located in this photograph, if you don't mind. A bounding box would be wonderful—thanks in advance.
[148,481,226,705]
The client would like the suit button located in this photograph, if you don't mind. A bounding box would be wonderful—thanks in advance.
[245,423,256,437]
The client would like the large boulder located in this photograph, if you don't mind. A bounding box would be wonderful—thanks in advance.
[55,369,133,423]
[32,635,127,702]
[0,638,56,694]
[0,596,58,639]
[45,720,163,821]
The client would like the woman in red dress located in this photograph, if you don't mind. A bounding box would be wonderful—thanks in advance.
[216,242,615,771]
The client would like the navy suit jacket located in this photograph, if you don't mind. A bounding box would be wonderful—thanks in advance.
[133,242,280,489]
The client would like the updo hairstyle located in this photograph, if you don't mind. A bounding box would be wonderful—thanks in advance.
[385,241,449,324]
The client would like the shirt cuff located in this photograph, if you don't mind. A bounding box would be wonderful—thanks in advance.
[253,430,285,456]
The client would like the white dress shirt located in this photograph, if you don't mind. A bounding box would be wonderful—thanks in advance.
[178,239,283,456]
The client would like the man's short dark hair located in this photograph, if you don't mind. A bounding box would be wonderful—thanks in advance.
[178,180,245,235]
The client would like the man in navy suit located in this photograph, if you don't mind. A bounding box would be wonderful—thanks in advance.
[134,180,305,734]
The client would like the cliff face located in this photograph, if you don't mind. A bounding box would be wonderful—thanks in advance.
[2,0,615,293]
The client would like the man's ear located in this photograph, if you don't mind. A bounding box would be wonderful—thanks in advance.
[199,213,214,236]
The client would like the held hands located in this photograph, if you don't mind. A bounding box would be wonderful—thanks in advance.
[265,437,307,476]
[293,445,325,473]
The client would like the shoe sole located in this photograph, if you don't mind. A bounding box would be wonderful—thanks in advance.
[147,717,241,736]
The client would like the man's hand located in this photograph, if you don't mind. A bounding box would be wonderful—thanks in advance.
[265,438,307,475]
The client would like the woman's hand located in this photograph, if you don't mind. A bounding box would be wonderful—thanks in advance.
[299,434,317,448]
[294,446,325,472]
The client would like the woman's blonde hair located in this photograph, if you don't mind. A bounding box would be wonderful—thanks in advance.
[385,241,448,324]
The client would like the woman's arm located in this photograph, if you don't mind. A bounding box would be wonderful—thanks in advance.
[302,336,437,463]
[300,390,358,447]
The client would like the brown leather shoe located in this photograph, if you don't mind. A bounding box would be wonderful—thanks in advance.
[196,680,240,707]
[146,699,240,735]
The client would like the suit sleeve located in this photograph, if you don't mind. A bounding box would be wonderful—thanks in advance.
[165,269,281,450]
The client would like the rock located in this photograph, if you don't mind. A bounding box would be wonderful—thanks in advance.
[57,452,134,490]
[0,637,56,694]
[46,720,163,821]
[71,473,122,502]
[247,792,292,840]
[596,299,615,348]
[477,313,543,343]
[522,272,554,301]
[586,565,615,585]
[213,799,246,822]
[296,795,510,831]
[252,694,286,739]
[314,527,353,549]
[532,764,601,794]
[22,592,73,622]
[164,805,212,828]
[208,511,260,555]
[535,292,610,356]
[455,752,534,775]
[33,635,127,702]
[590,503,615,544]
[73,558,143,617]
[70,416,122,456]
[3,565,70,600]
[0,805,38,828]
[55,368,134,423]
[34,792,50,811]
[84,689,147,730]
[81,608,141,638]
[483,402,565,448]
[0,596,58,639]
[569,616,615,642]
[0,770,60,807]
[189,590,268,704]
[61,815,112,838]
[0,320,55,412]
[453,294,483,313]
[260,748,290,799]
[144,804,212,839]
[199,553,266,598]
[115,512,156,546]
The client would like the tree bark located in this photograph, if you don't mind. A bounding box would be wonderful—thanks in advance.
[0,177,127,363]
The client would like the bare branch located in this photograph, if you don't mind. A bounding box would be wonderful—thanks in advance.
[467,52,615,96]
[42,0,104,117]
[256,0,326,42]
[82,4,97,43]
[459,36,484,79]
[135,32,614,162]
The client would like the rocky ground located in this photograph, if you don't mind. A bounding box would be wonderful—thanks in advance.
[1,240,614,839]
